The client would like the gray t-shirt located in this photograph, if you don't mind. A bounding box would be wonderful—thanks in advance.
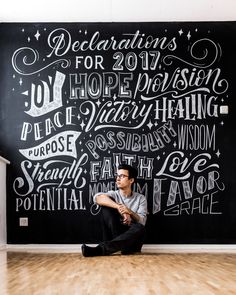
[93,190,148,225]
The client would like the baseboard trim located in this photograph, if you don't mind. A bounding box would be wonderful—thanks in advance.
[0,244,6,250]
[3,244,236,253]
[142,244,236,253]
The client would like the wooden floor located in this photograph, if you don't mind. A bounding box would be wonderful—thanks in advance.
[0,250,236,294]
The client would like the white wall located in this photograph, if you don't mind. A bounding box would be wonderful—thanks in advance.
[0,157,10,246]
[0,0,236,22]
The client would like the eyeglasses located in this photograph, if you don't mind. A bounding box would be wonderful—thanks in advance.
[114,173,129,179]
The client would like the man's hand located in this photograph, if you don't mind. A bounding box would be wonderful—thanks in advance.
[117,204,131,215]
[117,204,132,225]
[117,204,141,224]
[122,213,132,225]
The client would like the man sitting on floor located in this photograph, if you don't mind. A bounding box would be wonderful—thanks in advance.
[81,163,148,257]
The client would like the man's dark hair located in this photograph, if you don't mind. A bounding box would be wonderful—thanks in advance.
[118,163,138,181]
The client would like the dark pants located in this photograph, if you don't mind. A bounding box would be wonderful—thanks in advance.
[99,206,146,255]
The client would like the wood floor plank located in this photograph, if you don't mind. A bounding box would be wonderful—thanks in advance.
[0,251,236,294]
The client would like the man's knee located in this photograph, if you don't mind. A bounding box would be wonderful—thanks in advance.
[101,206,118,217]
[131,222,146,235]
[101,206,121,225]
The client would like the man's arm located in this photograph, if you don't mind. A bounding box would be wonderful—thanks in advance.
[117,204,141,223]
[95,194,132,225]
[95,194,120,209]
[117,195,147,225]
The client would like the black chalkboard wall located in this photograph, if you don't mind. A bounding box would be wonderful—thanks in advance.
[0,22,236,244]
